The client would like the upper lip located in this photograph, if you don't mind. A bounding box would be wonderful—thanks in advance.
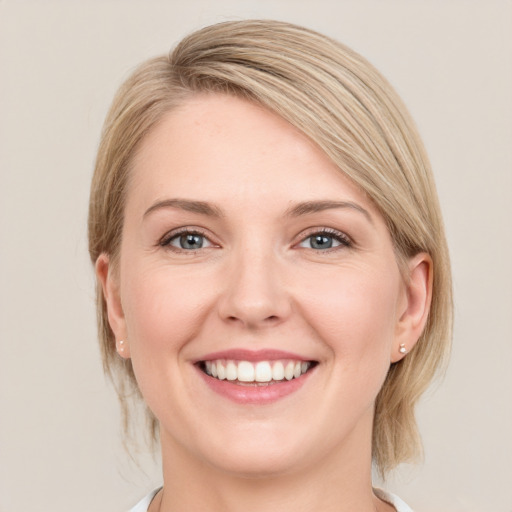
[194,349,315,363]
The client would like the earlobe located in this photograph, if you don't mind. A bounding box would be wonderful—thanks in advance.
[392,253,433,363]
[95,254,131,358]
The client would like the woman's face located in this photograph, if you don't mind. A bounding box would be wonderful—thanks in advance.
[100,94,427,477]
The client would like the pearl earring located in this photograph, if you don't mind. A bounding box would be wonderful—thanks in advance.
[118,340,125,353]
[399,343,407,354]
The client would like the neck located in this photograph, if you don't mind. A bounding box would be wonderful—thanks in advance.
[153,412,391,512]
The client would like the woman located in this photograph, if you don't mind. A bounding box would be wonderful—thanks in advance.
[88,20,452,512]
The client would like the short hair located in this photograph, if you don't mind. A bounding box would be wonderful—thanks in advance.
[88,19,452,476]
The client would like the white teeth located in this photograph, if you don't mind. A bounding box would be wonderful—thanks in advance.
[217,362,226,380]
[226,361,237,381]
[203,359,312,383]
[272,361,285,381]
[255,361,272,382]
[238,361,255,382]
[284,361,295,381]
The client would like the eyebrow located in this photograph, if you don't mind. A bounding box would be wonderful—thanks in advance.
[143,198,224,218]
[285,200,373,223]
[143,198,372,223]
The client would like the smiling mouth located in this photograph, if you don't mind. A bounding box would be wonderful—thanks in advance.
[198,359,318,385]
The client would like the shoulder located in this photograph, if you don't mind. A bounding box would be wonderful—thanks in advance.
[129,488,161,512]
[374,488,415,512]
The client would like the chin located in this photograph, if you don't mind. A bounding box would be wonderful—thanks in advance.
[209,447,307,479]
[192,424,319,479]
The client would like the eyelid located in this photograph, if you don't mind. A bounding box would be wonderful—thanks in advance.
[159,226,218,250]
[295,227,353,249]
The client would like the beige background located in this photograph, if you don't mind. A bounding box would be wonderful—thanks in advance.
[1,1,511,511]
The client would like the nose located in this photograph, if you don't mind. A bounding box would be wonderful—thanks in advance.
[217,244,292,329]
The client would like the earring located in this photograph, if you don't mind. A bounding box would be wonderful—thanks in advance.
[118,340,125,353]
[399,343,407,354]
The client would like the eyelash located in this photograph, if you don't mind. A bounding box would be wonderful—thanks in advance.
[159,228,214,253]
[297,228,352,252]
[158,227,352,253]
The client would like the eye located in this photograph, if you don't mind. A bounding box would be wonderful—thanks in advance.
[161,230,213,251]
[298,230,351,250]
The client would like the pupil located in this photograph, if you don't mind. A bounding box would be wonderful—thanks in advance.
[181,234,203,249]
[312,235,332,249]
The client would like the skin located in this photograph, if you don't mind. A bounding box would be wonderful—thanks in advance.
[97,94,432,512]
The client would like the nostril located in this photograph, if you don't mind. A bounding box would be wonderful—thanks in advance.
[226,314,278,321]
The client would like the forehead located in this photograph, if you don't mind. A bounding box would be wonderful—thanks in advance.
[127,94,375,214]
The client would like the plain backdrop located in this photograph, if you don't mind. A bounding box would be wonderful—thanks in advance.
[1,1,511,511]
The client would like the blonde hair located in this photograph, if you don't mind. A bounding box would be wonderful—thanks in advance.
[88,19,452,475]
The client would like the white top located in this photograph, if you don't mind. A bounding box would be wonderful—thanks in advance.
[129,487,413,512]
[129,488,160,512]
[374,488,414,511]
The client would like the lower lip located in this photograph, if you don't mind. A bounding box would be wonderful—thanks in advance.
[196,365,314,404]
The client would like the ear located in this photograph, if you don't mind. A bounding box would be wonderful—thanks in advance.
[95,253,131,359]
[391,253,433,363]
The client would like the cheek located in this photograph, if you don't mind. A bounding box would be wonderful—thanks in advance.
[300,264,401,368]
[118,264,218,422]
[121,264,213,358]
